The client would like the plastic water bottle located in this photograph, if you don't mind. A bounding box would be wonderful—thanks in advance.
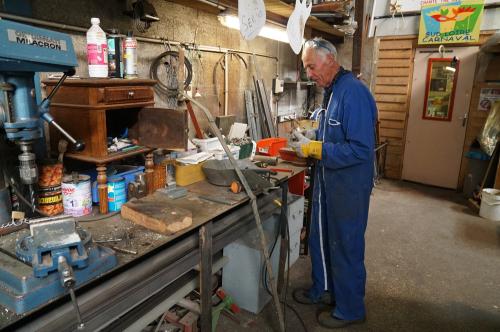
[86,18,108,78]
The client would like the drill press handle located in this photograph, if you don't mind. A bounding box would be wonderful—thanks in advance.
[39,70,85,152]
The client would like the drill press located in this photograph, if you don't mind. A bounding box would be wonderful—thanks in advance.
[0,20,117,324]
[0,18,84,214]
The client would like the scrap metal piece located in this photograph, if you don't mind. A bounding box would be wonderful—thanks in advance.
[202,159,273,192]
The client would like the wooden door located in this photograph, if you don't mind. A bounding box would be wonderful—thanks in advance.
[402,47,478,189]
[374,36,416,179]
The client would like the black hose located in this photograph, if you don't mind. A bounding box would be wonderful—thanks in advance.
[261,210,308,332]
[150,50,193,97]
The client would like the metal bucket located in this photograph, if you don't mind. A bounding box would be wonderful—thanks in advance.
[62,173,92,217]
[108,177,126,212]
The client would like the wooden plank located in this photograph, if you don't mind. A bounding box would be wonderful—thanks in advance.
[379,128,404,139]
[380,120,405,130]
[121,193,193,235]
[379,139,404,147]
[375,94,408,103]
[385,167,402,179]
[376,67,410,77]
[387,144,403,155]
[377,59,411,68]
[376,77,410,86]
[375,85,408,94]
[378,49,413,59]
[132,107,188,149]
[386,154,402,168]
[379,39,413,50]
[378,111,407,121]
[377,102,408,112]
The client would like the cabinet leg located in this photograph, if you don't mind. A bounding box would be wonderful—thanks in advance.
[97,164,108,214]
[145,152,154,195]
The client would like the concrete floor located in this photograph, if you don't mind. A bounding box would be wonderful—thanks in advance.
[218,180,500,331]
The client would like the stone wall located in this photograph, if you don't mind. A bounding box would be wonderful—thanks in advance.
[27,0,350,135]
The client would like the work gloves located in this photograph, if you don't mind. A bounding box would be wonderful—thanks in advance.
[289,129,322,160]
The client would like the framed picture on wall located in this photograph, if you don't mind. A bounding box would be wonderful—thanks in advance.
[422,58,460,121]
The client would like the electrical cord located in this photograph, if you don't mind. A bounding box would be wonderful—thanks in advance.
[150,50,193,97]
[261,209,308,332]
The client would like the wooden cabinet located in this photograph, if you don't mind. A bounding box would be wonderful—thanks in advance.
[43,78,157,213]
[44,78,156,160]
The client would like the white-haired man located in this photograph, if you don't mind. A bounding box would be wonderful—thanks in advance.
[290,37,377,329]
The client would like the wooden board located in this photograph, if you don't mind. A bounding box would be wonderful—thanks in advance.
[130,107,188,150]
[373,36,417,179]
[121,193,193,235]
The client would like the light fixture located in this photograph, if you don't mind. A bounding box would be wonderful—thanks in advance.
[217,10,290,43]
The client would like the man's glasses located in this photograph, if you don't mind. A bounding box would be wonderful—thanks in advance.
[304,39,335,54]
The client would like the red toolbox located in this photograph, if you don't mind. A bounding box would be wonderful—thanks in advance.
[256,138,288,156]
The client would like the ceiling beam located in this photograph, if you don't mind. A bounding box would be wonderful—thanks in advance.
[168,0,345,42]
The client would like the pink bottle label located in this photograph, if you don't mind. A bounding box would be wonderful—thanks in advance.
[87,43,108,65]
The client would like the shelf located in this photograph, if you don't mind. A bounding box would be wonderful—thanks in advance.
[65,146,153,164]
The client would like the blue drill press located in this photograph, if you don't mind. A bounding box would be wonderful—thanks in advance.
[0,20,117,326]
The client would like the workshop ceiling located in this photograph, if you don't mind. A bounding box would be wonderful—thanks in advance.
[167,0,346,43]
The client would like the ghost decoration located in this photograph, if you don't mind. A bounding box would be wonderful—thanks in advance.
[238,0,266,40]
[287,0,312,54]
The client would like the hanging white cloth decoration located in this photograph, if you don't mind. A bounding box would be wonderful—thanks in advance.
[238,0,266,40]
[287,0,312,54]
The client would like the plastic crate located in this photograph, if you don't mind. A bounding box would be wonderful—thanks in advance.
[85,165,145,203]
[256,138,287,156]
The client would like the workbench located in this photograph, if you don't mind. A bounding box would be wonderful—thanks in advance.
[0,162,306,331]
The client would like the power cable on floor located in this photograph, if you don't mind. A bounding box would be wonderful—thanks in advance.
[261,209,308,332]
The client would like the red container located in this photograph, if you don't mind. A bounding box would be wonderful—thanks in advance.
[256,138,288,156]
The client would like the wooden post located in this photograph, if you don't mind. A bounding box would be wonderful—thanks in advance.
[97,164,108,214]
[145,152,154,195]
[199,222,213,332]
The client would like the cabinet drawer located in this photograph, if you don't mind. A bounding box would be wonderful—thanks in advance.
[102,86,154,104]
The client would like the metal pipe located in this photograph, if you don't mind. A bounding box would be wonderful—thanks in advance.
[197,0,226,10]
[0,12,278,61]
[374,3,500,20]
[182,94,285,332]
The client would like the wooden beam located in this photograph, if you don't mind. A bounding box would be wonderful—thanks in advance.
[171,0,345,41]
[352,0,364,75]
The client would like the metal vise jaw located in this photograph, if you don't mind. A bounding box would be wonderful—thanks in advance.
[16,215,89,277]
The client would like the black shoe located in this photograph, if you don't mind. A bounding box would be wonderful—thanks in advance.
[317,310,366,329]
[292,288,333,305]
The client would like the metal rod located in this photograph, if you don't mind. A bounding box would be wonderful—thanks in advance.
[0,12,278,61]
[50,120,77,145]
[373,3,500,20]
[199,222,213,332]
[181,94,285,332]
[45,73,68,100]
[69,288,85,330]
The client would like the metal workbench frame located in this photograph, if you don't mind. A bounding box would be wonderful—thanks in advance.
[5,189,284,332]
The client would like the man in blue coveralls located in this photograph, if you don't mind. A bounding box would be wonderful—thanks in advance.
[290,37,377,329]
